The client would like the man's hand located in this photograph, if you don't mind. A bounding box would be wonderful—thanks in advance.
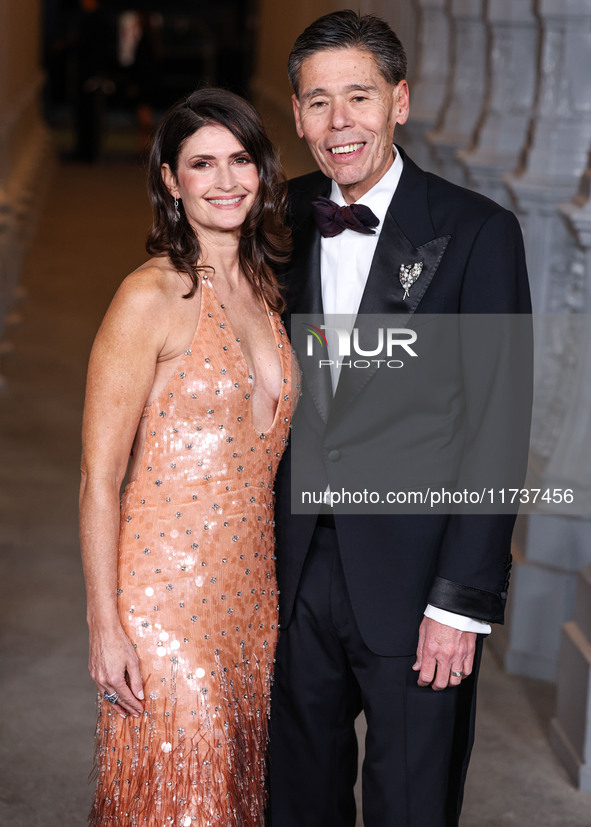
[412,616,476,690]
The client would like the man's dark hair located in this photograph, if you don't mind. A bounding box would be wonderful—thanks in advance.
[288,10,407,98]
[146,87,290,310]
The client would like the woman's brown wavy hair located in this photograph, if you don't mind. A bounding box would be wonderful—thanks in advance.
[146,87,291,311]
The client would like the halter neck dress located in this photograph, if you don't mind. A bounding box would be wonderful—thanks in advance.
[90,275,295,827]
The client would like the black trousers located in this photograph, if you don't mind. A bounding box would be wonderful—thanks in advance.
[268,525,482,827]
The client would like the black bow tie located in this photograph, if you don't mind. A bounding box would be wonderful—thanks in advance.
[311,196,379,238]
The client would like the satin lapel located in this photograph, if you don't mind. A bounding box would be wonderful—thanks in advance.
[288,205,332,425]
[330,165,450,420]
[287,216,323,320]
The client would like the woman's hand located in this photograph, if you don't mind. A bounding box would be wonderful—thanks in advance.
[89,623,145,718]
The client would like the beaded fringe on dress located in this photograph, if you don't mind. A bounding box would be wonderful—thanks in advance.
[89,654,273,827]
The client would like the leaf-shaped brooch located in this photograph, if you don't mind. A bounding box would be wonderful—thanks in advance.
[399,261,424,300]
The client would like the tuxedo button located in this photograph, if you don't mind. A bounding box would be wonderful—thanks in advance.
[327,449,341,462]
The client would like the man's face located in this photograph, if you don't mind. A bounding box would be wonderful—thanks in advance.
[292,47,409,204]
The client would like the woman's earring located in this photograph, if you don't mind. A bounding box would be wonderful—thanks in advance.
[174,195,180,221]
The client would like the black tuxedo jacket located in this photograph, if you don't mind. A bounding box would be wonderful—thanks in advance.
[274,148,531,656]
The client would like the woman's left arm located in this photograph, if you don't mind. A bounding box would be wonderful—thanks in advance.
[80,271,169,718]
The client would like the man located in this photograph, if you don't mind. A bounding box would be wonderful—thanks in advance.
[269,10,531,827]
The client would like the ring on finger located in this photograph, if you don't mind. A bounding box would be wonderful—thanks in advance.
[451,670,464,678]
[104,690,119,703]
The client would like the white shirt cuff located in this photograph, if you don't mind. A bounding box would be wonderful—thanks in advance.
[424,604,492,635]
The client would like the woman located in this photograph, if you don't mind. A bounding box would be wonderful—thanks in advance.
[79,87,293,826]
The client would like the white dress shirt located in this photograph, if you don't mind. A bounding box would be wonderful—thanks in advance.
[319,149,491,636]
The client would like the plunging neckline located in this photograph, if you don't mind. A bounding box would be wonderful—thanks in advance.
[203,276,285,436]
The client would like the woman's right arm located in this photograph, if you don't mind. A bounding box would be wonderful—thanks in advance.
[80,271,168,718]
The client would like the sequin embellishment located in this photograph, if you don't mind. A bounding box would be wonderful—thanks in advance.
[90,278,296,826]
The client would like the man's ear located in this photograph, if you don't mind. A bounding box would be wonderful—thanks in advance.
[161,163,177,197]
[292,94,305,139]
[394,80,410,126]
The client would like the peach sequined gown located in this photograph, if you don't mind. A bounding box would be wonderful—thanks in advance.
[90,275,294,826]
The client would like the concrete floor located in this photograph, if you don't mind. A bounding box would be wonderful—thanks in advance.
[1,159,590,826]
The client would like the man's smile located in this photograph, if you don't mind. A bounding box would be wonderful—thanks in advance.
[329,142,366,155]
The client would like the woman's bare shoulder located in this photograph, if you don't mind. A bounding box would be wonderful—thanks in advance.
[105,257,191,324]
[91,260,171,350]
[119,256,188,301]
[96,257,200,364]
